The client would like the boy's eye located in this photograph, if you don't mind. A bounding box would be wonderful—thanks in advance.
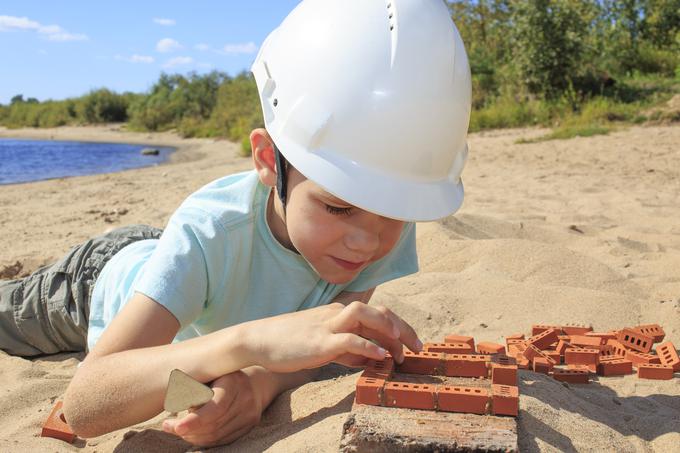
[325,204,353,216]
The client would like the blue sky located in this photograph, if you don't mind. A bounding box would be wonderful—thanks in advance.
[0,1,302,104]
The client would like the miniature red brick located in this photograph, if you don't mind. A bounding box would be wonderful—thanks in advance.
[533,357,554,374]
[531,325,562,336]
[552,368,590,384]
[561,325,593,335]
[632,324,665,343]
[41,401,76,443]
[569,335,604,348]
[444,334,476,351]
[516,355,530,370]
[564,348,600,366]
[585,331,618,342]
[444,354,489,377]
[523,345,556,366]
[599,344,617,358]
[527,328,560,351]
[490,354,518,366]
[437,386,489,415]
[625,350,661,366]
[356,377,386,406]
[490,363,518,386]
[544,350,561,364]
[362,358,394,379]
[637,364,674,380]
[506,333,526,340]
[491,384,519,416]
[477,342,506,355]
[596,359,633,376]
[568,363,597,373]
[384,382,436,410]
[555,340,572,356]
[606,339,629,358]
[617,328,654,353]
[424,342,475,354]
[656,341,680,371]
[398,351,442,375]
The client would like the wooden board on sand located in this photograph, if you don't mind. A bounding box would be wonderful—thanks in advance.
[339,402,518,452]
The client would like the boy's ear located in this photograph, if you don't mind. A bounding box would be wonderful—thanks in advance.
[251,128,277,187]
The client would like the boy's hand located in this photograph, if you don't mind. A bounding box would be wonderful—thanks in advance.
[250,301,422,372]
[162,370,262,447]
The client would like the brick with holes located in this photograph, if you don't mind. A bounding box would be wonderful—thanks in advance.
[655,341,680,371]
[526,328,560,351]
[561,325,593,335]
[491,384,519,416]
[637,364,674,380]
[437,385,489,414]
[617,328,654,353]
[355,377,386,406]
[632,324,665,343]
[362,358,394,379]
[397,351,442,375]
[444,334,476,351]
[625,350,661,366]
[533,357,554,374]
[384,382,436,410]
[477,341,506,355]
[490,362,518,386]
[531,325,561,336]
[596,358,633,376]
[569,335,604,348]
[424,342,475,354]
[552,368,590,384]
[564,348,600,366]
[444,354,490,377]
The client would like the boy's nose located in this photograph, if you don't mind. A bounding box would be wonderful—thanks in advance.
[344,214,382,255]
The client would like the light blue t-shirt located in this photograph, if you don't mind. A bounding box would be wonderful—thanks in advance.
[87,170,418,351]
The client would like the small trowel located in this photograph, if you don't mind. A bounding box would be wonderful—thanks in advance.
[163,369,214,414]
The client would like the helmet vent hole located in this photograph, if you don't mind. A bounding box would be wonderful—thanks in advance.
[273,98,278,107]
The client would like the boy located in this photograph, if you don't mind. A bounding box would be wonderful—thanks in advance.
[0,0,471,447]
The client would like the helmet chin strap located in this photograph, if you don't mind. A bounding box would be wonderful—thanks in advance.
[273,142,289,212]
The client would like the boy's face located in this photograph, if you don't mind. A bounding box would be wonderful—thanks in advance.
[276,168,405,284]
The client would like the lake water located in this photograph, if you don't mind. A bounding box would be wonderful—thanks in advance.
[0,138,175,185]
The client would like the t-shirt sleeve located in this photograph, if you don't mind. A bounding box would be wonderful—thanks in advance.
[344,222,419,293]
[133,206,213,328]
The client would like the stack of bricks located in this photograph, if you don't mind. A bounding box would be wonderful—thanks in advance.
[355,334,520,417]
[504,323,679,383]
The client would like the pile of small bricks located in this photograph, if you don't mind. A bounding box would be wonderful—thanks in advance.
[355,334,520,417]
[504,323,680,383]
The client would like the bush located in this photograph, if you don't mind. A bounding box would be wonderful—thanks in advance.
[76,89,129,123]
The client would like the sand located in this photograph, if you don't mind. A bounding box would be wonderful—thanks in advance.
[1,124,679,452]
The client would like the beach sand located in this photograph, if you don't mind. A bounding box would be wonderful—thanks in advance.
[1,124,679,452]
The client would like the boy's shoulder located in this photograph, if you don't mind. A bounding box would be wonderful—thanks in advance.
[176,170,266,231]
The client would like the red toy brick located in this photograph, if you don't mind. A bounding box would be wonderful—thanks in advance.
[564,348,600,366]
[561,325,593,335]
[656,341,680,371]
[533,357,554,374]
[444,354,489,378]
[398,351,442,375]
[523,345,556,366]
[384,382,436,410]
[444,334,476,351]
[617,328,654,353]
[568,363,597,373]
[585,331,618,342]
[424,342,475,354]
[362,358,394,379]
[606,339,629,358]
[490,363,518,386]
[531,325,562,336]
[552,369,590,384]
[527,328,560,351]
[555,340,572,356]
[569,335,604,348]
[491,384,519,416]
[625,350,661,366]
[477,342,506,355]
[436,385,489,414]
[637,364,674,380]
[490,354,517,366]
[356,377,386,406]
[506,333,526,340]
[41,401,76,443]
[632,324,665,343]
[596,359,633,376]
[544,350,561,364]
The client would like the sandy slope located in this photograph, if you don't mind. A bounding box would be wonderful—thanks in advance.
[1,124,679,452]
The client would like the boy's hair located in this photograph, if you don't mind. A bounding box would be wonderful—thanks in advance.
[273,142,289,209]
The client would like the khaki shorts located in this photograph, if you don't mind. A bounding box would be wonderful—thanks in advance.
[0,225,162,357]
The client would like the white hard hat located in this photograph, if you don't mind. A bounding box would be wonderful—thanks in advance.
[251,0,471,221]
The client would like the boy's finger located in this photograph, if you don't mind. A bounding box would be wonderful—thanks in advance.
[388,314,422,353]
[360,327,405,363]
[331,333,386,361]
[329,302,399,340]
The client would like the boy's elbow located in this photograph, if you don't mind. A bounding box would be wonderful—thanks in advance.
[62,375,110,438]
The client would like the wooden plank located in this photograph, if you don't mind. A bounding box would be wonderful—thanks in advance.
[340,403,517,453]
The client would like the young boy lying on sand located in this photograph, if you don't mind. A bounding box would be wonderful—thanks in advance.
[0,0,472,446]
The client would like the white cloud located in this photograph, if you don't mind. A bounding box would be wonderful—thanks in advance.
[0,15,88,41]
[163,56,193,68]
[156,37,182,53]
[115,54,154,64]
[153,18,176,26]
[195,43,210,51]
[221,42,258,55]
